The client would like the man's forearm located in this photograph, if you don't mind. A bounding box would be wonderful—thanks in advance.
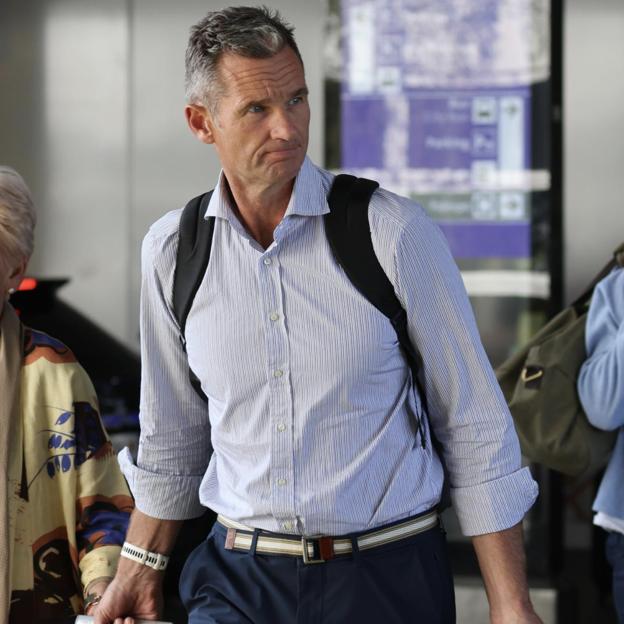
[117,508,183,579]
[472,522,542,624]
[94,509,184,623]
[126,509,183,555]
[125,508,184,552]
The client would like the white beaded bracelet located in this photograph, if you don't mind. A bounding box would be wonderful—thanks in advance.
[120,542,170,571]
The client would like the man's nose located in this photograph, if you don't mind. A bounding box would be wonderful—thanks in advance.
[269,109,298,141]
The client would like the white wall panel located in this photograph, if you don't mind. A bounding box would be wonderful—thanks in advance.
[0,0,130,343]
[39,0,130,341]
[564,0,624,301]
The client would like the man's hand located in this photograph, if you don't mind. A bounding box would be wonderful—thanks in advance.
[472,522,543,624]
[92,570,163,624]
[91,507,183,623]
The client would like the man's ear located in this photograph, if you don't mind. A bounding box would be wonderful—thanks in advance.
[185,104,216,144]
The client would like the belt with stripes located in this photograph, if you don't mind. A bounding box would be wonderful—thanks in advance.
[218,510,438,565]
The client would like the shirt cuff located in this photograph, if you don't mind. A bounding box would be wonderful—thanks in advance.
[450,467,538,536]
[118,447,207,520]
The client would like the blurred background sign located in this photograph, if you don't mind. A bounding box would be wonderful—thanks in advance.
[333,0,557,367]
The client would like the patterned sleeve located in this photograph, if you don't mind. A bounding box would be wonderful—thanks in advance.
[65,367,134,590]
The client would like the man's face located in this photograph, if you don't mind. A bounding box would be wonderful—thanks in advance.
[201,46,310,191]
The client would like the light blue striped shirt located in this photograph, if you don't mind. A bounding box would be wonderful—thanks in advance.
[119,157,537,537]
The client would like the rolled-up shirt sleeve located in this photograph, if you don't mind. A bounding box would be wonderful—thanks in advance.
[119,211,211,520]
[578,268,624,431]
[372,191,538,536]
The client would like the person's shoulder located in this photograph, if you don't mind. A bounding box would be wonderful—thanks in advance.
[585,267,624,338]
[144,207,184,255]
[314,165,434,239]
[22,328,97,412]
[601,265,624,288]
[21,330,112,466]
[595,266,624,308]
[368,184,434,241]
[23,328,78,366]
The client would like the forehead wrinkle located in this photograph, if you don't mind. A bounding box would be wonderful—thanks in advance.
[220,56,304,97]
[232,65,302,91]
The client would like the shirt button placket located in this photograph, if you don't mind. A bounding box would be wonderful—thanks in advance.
[259,251,295,528]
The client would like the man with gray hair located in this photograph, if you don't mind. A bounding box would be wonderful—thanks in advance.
[96,6,541,624]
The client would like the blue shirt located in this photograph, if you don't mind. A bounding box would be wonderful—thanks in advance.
[119,157,537,537]
[578,266,624,522]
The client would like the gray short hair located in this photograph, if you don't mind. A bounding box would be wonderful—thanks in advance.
[185,5,303,113]
[0,166,36,269]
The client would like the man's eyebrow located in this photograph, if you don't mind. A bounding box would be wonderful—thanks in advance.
[237,87,309,113]
[290,87,309,99]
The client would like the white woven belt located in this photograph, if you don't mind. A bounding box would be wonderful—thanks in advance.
[218,510,438,564]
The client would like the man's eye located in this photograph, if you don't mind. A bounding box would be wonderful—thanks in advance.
[248,105,264,113]
[288,96,302,106]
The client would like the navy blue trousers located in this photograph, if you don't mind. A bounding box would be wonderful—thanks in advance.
[179,519,456,624]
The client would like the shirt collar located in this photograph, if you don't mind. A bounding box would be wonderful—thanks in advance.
[284,156,330,217]
[204,173,234,221]
[203,156,329,222]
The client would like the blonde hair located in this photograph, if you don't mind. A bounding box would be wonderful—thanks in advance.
[0,166,36,270]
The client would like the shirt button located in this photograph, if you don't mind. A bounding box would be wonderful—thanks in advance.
[263,257,272,265]
[273,369,283,378]
[277,478,287,486]
[269,312,280,322]
[277,423,286,432]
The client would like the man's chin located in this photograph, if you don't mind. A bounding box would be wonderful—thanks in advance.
[265,154,305,182]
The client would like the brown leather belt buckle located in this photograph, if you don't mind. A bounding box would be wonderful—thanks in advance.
[302,536,335,564]
[224,528,237,550]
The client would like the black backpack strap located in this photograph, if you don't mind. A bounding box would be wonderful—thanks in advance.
[173,190,214,402]
[324,174,427,447]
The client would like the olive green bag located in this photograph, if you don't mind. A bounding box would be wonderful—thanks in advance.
[496,243,624,478]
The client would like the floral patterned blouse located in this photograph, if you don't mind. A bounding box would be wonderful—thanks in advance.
[8,328,133,622]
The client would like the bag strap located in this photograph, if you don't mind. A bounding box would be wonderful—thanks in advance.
[172,190,214,402]
[173,191,215,340]
[324,174,427,447]
[325,176,395,316]
[172,177,436,425]
[571,241,624,313]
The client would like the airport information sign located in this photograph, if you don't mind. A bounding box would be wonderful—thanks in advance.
[341,0,551,269]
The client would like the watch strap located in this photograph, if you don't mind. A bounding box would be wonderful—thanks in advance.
[120,541,170,571]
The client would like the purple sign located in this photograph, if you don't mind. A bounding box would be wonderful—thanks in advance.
[339,0,549,260]
[341,99,386,169]
[437,222,531,259]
